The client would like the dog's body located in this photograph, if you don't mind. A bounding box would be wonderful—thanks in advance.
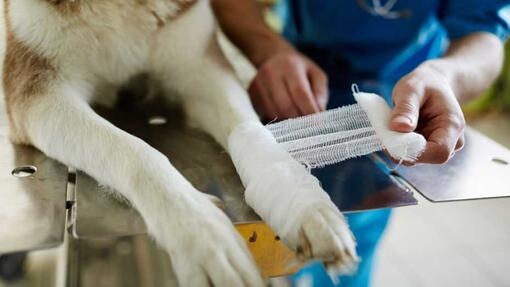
[2,0,357,285]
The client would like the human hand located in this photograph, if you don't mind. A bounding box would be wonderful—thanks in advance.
[389,60,465,164]
[248,51,329,120]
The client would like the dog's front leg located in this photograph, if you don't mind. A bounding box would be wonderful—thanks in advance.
[17,83,263,287]
[152,3,358,272]
[161,52,359,273]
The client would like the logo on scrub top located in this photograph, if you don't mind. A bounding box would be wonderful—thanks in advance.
[356,0,412,19]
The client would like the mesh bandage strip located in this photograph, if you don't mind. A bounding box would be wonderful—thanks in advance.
[266,87,426,168]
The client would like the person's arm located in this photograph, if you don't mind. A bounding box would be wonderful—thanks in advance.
[213,0,507,164]
[389,32,504,163]
[212,0,328,119]
[212,0,291,66]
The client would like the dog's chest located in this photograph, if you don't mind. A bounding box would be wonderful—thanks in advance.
[69,1,197,78]
[9,0,202,85]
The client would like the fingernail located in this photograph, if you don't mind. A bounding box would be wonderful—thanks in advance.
[392,115,413,126]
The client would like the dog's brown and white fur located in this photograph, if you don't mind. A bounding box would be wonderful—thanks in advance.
[2,0,357,285]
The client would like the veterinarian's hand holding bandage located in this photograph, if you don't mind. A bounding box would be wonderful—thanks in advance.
[266,85,427,168]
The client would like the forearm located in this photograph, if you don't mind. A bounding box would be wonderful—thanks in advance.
[424,32,504,104]
[211,0,294,67]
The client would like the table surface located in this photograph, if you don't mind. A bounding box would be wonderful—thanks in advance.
[392,126,510,202]
[71,102,418,239]
[0,110,68,254]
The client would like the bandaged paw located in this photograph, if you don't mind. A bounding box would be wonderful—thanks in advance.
[297,205,359,275]
[228,121,358,272]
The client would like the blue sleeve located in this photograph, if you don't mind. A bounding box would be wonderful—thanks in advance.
[439,0,510,41]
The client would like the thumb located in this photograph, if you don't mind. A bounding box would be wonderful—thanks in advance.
[390,80,423,132]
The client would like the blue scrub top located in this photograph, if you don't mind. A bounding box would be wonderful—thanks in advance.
[276,0,510,92]
[275,3,510,286]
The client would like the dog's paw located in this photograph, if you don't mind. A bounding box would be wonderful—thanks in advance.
[159,194,265,287]
[296,205,359,275]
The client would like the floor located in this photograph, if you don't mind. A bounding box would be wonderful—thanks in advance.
[372,112,510,287]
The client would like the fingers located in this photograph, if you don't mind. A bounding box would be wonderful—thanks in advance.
[248,53,328,120]
[308,63,329,111]
[390,63,466,164]
[419,95,465,164]
[285,67,321,115]
[270,74,302,118]
[419,123,464,164]
[455,133,465,151]
[249,65,301,119]
[390,76,425,132]
[248,74,285,120]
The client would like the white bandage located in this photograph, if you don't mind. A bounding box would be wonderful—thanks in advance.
[228,121,340,247]
[266,86,427,167]
[353,89,427,162]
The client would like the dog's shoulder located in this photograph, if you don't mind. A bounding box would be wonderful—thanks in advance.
[5,0,201,51]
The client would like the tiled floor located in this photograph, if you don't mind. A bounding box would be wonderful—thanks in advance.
[373,112,510,287]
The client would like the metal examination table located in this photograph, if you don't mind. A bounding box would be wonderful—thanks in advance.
[1,100,509,287]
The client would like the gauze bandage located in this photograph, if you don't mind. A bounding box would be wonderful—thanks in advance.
[228,120,341,248]
[266,85,427,168]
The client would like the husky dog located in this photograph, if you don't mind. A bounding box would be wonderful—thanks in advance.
[2,0,357,285]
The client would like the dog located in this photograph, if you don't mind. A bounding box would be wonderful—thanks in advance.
[2,1,358,285]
